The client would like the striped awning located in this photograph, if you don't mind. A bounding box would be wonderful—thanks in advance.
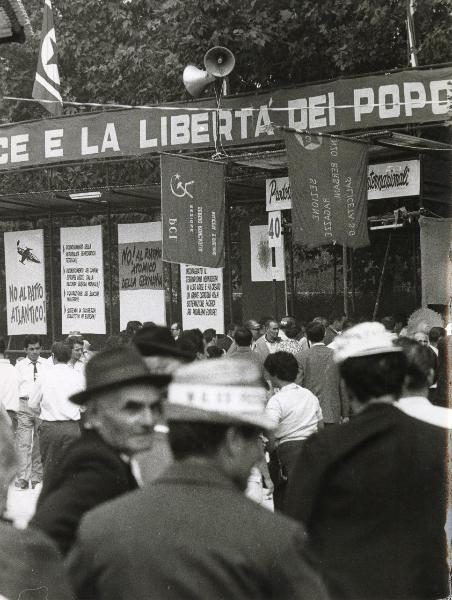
[0,0,32,44]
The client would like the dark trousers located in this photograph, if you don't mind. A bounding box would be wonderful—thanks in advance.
[269,440,304,513]
[39,420,81,485]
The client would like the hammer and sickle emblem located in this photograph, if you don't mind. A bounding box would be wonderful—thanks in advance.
[170,173,194,199]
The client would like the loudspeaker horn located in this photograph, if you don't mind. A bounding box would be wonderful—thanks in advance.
[183,65,216,98]
[204,46,235,78]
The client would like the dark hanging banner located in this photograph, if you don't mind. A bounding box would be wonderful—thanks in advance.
[161,154,225,268]
[284,130,370,248]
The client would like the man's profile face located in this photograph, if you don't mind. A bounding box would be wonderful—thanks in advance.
[248,321,261,341]
[25,343,41,362]
[71,342,84,362]
[90,383,163,455]
[266,322,279,341]
[170,324,180,340]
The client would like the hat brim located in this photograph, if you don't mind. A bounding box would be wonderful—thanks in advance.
[164,403,274,431]
[334,346,402,364]
[133,340,194,361]
[70,373,171,405]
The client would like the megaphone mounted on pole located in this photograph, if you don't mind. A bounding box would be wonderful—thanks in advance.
[183,46,235,97]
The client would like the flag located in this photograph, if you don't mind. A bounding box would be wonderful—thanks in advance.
[32,0,62,116]
[283,129,370,248]
[161,154,225,268]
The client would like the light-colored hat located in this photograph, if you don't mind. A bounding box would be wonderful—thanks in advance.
[333,322,402,364]
[166,357,273,430]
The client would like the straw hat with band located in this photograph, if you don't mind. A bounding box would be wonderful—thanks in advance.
[333,322,402,365]
[70,345,171,405]
[166,357,274,431]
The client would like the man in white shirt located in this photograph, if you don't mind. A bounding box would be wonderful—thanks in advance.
[394,337,452,429]
[0,337,19,432]
[29,342,84,485]
[66,335,86,375]
[264,351,323,512]
[15,335,44,490]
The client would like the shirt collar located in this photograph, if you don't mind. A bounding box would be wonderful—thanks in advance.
[310,342,325,347]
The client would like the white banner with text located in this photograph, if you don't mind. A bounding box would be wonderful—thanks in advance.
[4,229,47,335]
[180,265,224,333]
[118,222,165,329]
[60,225,106,334]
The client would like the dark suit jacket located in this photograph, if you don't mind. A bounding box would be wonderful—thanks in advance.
[30,429,138,556]
[68,462,329,600]
[285,404,449,600]
[0,519,73,600]
[300,344,347,423]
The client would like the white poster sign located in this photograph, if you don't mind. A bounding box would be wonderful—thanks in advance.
[250,225,285,282]
[268,210,282,248]
[367,160,420,199]
[61,225,106,334]
[118,222,165,329]
[266,176,292,211]
[180,265,224,333]
[4,229,47,335]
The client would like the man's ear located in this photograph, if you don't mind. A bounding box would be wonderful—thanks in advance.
[223,426,242,458]
[426,368,435,387]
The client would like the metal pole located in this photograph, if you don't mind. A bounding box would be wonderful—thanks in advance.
[406,0,418,67]
[372,231,393,321]
[272,246,278,321]
[224,202,233,325]
[289,224,295,316]
[168,262,174,325]
[350,247,356,316]
[48,212,56,342]
[107,201,114,335]
[342,245,348,317]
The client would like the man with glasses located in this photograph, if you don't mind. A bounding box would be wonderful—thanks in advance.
[170,322,182,341]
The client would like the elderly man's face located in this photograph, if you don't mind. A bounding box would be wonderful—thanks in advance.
[266,321,279,341]
[414,331,429,346]
[89,383,163,455]
[170,324,180,340]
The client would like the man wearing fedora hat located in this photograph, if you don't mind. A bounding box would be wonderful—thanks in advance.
[68,357,329,600]
[285,322,450,600]
[30,345,172,556]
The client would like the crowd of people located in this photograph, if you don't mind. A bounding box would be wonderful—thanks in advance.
[0,311,451,600]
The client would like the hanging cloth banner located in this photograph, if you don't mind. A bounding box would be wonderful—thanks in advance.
[4,229,47,335]
[161,154,225,268]
[60,225,106,334]
[118,222,165,329]
[283,130,370,248]
[419,216,452,306]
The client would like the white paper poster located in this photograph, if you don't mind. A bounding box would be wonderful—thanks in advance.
[118,222,165,329]
[250,225,285,282]
[180,265,224,333]
[61,225,106,334]
[4,229,47,335]
[367,160,420,199]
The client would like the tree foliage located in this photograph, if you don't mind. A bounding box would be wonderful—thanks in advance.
[0,0,451,124]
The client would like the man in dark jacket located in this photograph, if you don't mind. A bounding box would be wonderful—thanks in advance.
[286,323,450,600]
[30,345,172,555]
[68,357,329,600]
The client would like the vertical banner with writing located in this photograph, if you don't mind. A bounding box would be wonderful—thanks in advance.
[161,154,225,268]
[4,230,47,335]
[180,265,224,333]
[61,225,106,334]
[118,222,165,329]
[284,130,369,248]
[419,217,452,306]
